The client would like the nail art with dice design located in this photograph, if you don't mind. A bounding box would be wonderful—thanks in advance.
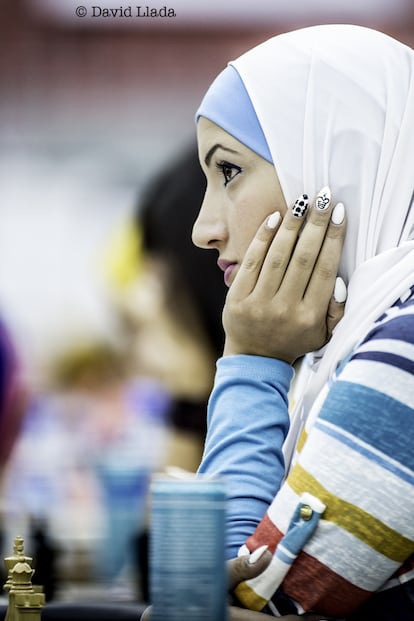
[315,186,331,211]
[291,193,309,217]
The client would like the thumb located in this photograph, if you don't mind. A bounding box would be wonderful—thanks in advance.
[326,277,347,338]
[228,546,272,590]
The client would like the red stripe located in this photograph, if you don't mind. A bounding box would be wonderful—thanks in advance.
[245,512,284,554]
[283,550,372,616]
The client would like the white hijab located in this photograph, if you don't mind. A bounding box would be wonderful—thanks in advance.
[231,24,414,402]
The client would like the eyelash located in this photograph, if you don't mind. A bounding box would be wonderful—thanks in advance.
[215,160,242,187]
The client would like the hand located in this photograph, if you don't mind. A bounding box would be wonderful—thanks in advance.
[228,552,328,620]
[223,188,346,363]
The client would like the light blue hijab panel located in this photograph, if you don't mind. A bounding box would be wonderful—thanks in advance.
[196,65,273,164]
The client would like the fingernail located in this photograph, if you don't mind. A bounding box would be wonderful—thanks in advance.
[248,545,269,565]
[291,193,309,218]
[315,186,331,211]
[334,276,347,303]
[331,202,345,225]
[266,211,281,229]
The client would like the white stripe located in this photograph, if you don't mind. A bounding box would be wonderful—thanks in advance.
[300,426,414,537]
[302,519,401,590]
[267,484,300,533]
[277,542,297,561]
[315,419,414,482]
[338,358,414,409]
[356,337,414,361]
[244,554,290,600]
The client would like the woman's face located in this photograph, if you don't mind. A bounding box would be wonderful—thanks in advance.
[193,117,286,287]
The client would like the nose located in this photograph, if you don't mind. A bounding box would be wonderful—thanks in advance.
[192,189,227,250]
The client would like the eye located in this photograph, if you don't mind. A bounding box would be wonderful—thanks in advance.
[216,160,242,187]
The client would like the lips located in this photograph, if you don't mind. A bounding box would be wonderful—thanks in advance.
[217,258,237,287]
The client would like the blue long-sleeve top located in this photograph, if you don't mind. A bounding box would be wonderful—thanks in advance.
[197,355,292,558]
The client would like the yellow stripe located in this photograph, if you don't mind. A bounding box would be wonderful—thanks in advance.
[296,427,308,454]
[234,582,268,611]
[288,464,414,562]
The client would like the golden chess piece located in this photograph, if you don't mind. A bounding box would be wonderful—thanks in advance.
[3,536,45,621]
[4,536,32,593]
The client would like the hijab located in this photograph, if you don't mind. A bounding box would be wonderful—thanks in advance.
[197,25,414,457]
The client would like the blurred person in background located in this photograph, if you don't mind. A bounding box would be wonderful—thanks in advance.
[138,143,227,463]
[106,143,227,474]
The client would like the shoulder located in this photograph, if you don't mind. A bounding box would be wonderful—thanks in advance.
[333,286,414,407]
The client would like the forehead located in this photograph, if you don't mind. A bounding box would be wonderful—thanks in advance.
[197,117,248,161]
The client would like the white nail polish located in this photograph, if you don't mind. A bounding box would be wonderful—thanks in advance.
[248,545,269,565]
[331,202,345,225]
[334,276,347,303]
[315,186,331,211]
[266,211,281,229]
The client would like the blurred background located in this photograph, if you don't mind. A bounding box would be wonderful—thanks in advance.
[0,0,413,607]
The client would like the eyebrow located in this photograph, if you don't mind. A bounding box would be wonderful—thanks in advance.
[204,143,239,166]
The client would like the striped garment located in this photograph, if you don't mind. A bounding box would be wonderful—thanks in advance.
[234,287,414,617]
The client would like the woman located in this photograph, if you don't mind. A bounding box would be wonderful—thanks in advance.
[193,24,414,619]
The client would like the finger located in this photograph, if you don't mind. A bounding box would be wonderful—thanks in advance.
[326,276,347,337]
[303,202,346,305]
[279,187,334,298]
[227,547,272,590]
[256,193,310,296]
[230,210,282,298]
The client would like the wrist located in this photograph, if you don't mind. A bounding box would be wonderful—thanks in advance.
[223,340,294,365]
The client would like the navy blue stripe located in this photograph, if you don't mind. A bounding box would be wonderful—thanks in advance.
[365,314,414,345]
[319,381,414,470]
[352,351,414,374]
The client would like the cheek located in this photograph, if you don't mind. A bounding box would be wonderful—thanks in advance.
[231,196,264,250]
[257,167,287,216]
[237,185,276,227]
[261,183,284,214]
